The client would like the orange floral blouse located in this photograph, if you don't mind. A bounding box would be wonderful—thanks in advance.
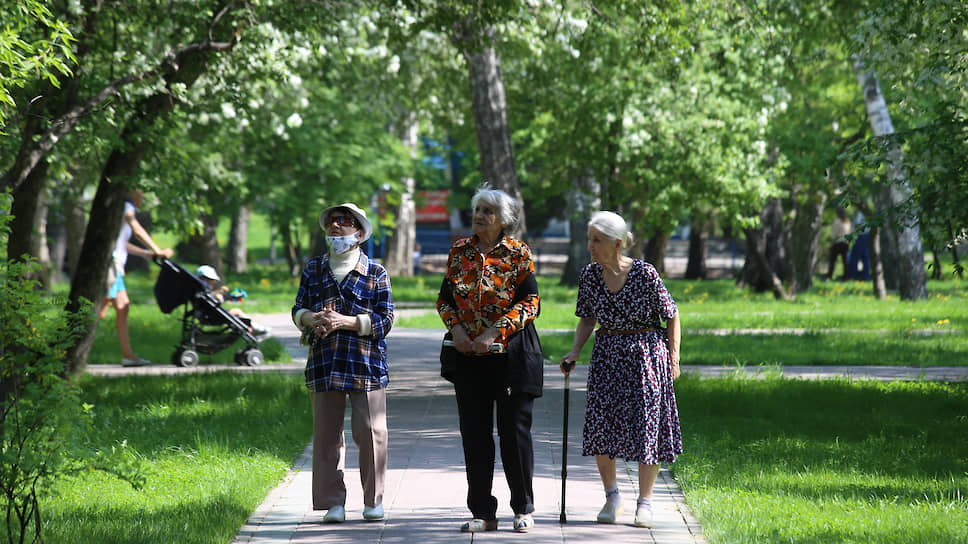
[436,235,539,348]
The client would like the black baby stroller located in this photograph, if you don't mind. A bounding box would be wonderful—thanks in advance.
[153,258,264,367]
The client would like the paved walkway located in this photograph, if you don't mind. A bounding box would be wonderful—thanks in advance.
[86,312,967,544]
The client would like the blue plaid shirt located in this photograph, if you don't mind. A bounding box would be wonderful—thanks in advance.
[292,252,394,392]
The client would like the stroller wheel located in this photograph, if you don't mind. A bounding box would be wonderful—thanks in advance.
[173,348,199,368]
[235,347,263,367]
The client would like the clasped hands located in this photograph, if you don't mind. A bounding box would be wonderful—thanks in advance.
[308,308,352,338]
[449,326,500,355]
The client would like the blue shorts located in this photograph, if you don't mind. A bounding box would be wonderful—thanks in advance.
[108,272,126,299]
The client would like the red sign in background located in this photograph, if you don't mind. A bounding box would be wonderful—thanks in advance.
[416,189,449,223]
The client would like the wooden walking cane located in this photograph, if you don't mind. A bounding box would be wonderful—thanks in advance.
[559,360,576,523]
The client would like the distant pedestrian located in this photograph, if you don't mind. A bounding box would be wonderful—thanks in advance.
[97,189,173,366]
[292,202,394,524]
[436,186,541,533]
[825,206,852,280]
[847,211,870,280]
[560,210,683,529]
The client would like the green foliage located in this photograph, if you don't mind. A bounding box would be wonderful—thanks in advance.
[0,192,88,543]
[0,0,75,131]
[675,376,968,543]
[839,1,968,255]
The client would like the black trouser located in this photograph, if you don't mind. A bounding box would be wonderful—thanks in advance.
[453,353,535,520]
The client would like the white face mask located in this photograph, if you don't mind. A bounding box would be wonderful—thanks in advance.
[326,233,360,255]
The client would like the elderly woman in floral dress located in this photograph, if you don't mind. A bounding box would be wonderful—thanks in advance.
[560,210,682,528]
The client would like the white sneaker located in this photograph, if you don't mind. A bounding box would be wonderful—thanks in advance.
[363,504,384,521]
[513,513,534,532]
[634,503,653,528]
[322,505,345,523]
[596,500,624,524]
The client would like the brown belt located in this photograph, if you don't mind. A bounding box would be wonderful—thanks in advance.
[596,327,656,335]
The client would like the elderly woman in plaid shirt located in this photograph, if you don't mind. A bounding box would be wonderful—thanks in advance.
[437,186,541,534]
[292,202,394,524]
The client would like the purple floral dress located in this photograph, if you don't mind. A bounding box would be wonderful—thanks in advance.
[576,260,683,464]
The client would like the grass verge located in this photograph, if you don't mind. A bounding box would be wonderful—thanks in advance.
[39,373,311,544]
[674,375,968,543]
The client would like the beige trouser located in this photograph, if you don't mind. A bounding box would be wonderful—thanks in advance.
[311,389,388,510]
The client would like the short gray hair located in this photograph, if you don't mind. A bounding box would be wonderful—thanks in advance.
[588,210,634,250]
[471,186,520,235]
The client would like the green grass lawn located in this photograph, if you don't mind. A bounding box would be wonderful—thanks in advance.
[674,375,968,543]
[41,373,312,544]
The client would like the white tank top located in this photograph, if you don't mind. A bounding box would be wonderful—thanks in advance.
[112,201,136,265]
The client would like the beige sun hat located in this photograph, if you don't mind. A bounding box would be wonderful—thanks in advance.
[319,202,372,242]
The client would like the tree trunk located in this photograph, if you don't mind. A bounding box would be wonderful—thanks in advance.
[279,219,302,277]
[227,204,251,273]
[560,174,598,286]
[65,178,129,375]
[791,191,826,292]
[868,224,888,299]
[948,221,963,279]
[189,213,222,272]
[645,230,669,277]
[7,156,48,273]
[853,59,927,300]
[64,193,87,280]
[739,198,790,298]
[383,112,418,277]
[626,207,647,261]
[685,218,708,280]
[48,203,68,283]
[455,21,527,237]
[855,200,887,299]
[742,226,793,300]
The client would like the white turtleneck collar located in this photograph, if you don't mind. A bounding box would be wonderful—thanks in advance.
[328,247,361,283]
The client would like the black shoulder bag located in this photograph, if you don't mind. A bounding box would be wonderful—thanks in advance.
[438,278,459,383]
[506,273,544,397]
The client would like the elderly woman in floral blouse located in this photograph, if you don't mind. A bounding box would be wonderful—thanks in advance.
[437,186,540,534]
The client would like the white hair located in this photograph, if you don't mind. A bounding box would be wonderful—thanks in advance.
[471,186,520,234]
[588,210,634,250]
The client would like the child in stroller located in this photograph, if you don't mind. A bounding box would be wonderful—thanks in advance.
[195,265,271,340]
[154,258,266,367]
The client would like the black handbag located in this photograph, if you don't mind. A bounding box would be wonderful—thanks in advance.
[506,319,544,397]
[440,330,458,383]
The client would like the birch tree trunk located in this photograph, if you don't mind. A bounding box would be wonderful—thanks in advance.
[383,112,418,277]
[852,59,927,300]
